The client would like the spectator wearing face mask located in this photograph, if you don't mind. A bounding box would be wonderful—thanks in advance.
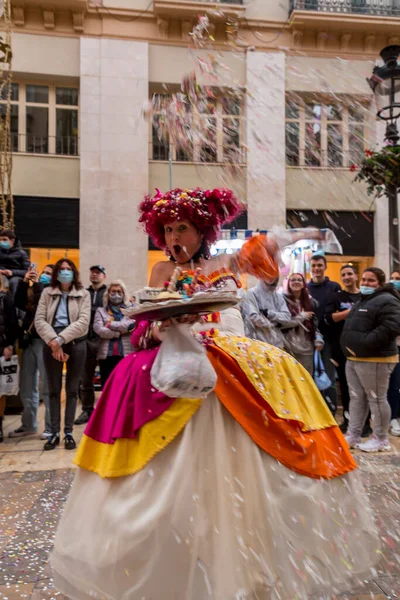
[242,278,291,348]
[75,265,107,426]
[35,259,90,451]
[387,270,400,437]
[93,280,135,386]
[9,263,55,440]
[342,267,400,452]
[0,229,30,297]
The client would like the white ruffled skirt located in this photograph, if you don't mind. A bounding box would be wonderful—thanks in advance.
[52,395,379,600]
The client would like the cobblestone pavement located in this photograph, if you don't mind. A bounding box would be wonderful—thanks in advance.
[1,405,400,600]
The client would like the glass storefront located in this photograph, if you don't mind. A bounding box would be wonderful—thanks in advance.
[28,248,80,274]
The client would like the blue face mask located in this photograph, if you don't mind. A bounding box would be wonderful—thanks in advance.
[0,240,11,250]
[39,273,52,286]
[57,269,73,284]
[360,286,375,295]
[390,280,400,291]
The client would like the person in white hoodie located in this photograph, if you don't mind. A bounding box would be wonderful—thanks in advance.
[242,278,291,348]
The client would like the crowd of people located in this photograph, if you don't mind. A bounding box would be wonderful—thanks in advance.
[1,224,400,456]
[242,253,400,453]
[0,229,137,447]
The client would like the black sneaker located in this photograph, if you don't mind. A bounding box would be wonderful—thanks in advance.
[64,434,76,451]
[44,433,60,451]
[339,419,348,434]
[74,411,92,425]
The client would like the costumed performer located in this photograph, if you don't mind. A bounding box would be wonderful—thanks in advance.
[51,188,380,600]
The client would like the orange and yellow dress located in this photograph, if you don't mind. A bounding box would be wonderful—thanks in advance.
[51,269,380,600]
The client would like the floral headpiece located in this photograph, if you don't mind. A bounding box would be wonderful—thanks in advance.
[139,187,242,251]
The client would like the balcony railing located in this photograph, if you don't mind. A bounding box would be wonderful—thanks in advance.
[183,0,243,3]
[9,134,79,156]
[290,0,400,16]
[150,140,247,164]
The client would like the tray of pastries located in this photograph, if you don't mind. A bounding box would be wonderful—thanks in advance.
[123,289,240,321]
[123,267,240,321]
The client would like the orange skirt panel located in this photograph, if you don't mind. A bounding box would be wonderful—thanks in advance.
[207,345,357,480]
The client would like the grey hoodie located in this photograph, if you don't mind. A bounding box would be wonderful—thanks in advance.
[242,281,291,348]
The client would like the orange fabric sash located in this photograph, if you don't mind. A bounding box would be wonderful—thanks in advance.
[207,344,357,480]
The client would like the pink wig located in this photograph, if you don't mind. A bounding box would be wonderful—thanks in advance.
[139,188,243,251]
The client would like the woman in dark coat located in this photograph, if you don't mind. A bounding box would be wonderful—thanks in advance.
[341,267,400,453]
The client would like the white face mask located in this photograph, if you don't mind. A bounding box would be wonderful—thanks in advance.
[109,293,123,305]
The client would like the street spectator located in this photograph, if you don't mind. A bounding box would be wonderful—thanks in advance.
[282,273,323,375]
[93,280,135,386]
[0,229,30,297]
[0,279,18,443]
[342,267,400,452]
[242,278,291,348]
[325,264,362,434]
[387,270,400,436]
[9,264,54,440]
[35,259,90,452]
[75,265,107,426]
[307,253,341,414]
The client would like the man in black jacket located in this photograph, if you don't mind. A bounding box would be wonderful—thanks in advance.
[341,267,400,453]
[75,265,107,425]
[0,229,30,297]
[307,254,341,414]
[325,264,361,432]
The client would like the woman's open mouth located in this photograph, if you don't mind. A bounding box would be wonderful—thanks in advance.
[173,244,182,255]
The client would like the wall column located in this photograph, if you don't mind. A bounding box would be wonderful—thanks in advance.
[246,52,286,230]
[80,37,149,293]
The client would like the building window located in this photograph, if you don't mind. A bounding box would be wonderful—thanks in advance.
[151,94,171,160]
[285,95,367,168]
[26,85,49,154]
[0,83,79,155]
[150,92,244,164]
[55,87,78,156]
[0,83,19,152]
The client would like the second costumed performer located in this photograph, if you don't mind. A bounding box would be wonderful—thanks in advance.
[52,188,379,600]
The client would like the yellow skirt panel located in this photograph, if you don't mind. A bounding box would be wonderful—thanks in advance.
[213,335,336,432]
[74,396,203,478]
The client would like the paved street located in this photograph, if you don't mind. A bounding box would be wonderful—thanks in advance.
[1,403,400,600]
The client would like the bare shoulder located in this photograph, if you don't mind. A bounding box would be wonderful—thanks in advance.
[149,261,174,287]
[206,254,228,272]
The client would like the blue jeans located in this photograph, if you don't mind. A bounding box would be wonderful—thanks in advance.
[1,274,23,299]
[320,341,337,415]
[20,338,51,432]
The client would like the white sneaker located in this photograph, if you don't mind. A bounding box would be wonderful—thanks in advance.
[358,435,391,453]
[390,418,400,437]
[344,434,361,449]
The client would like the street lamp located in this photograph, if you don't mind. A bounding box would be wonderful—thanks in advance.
[367,45,400,273]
